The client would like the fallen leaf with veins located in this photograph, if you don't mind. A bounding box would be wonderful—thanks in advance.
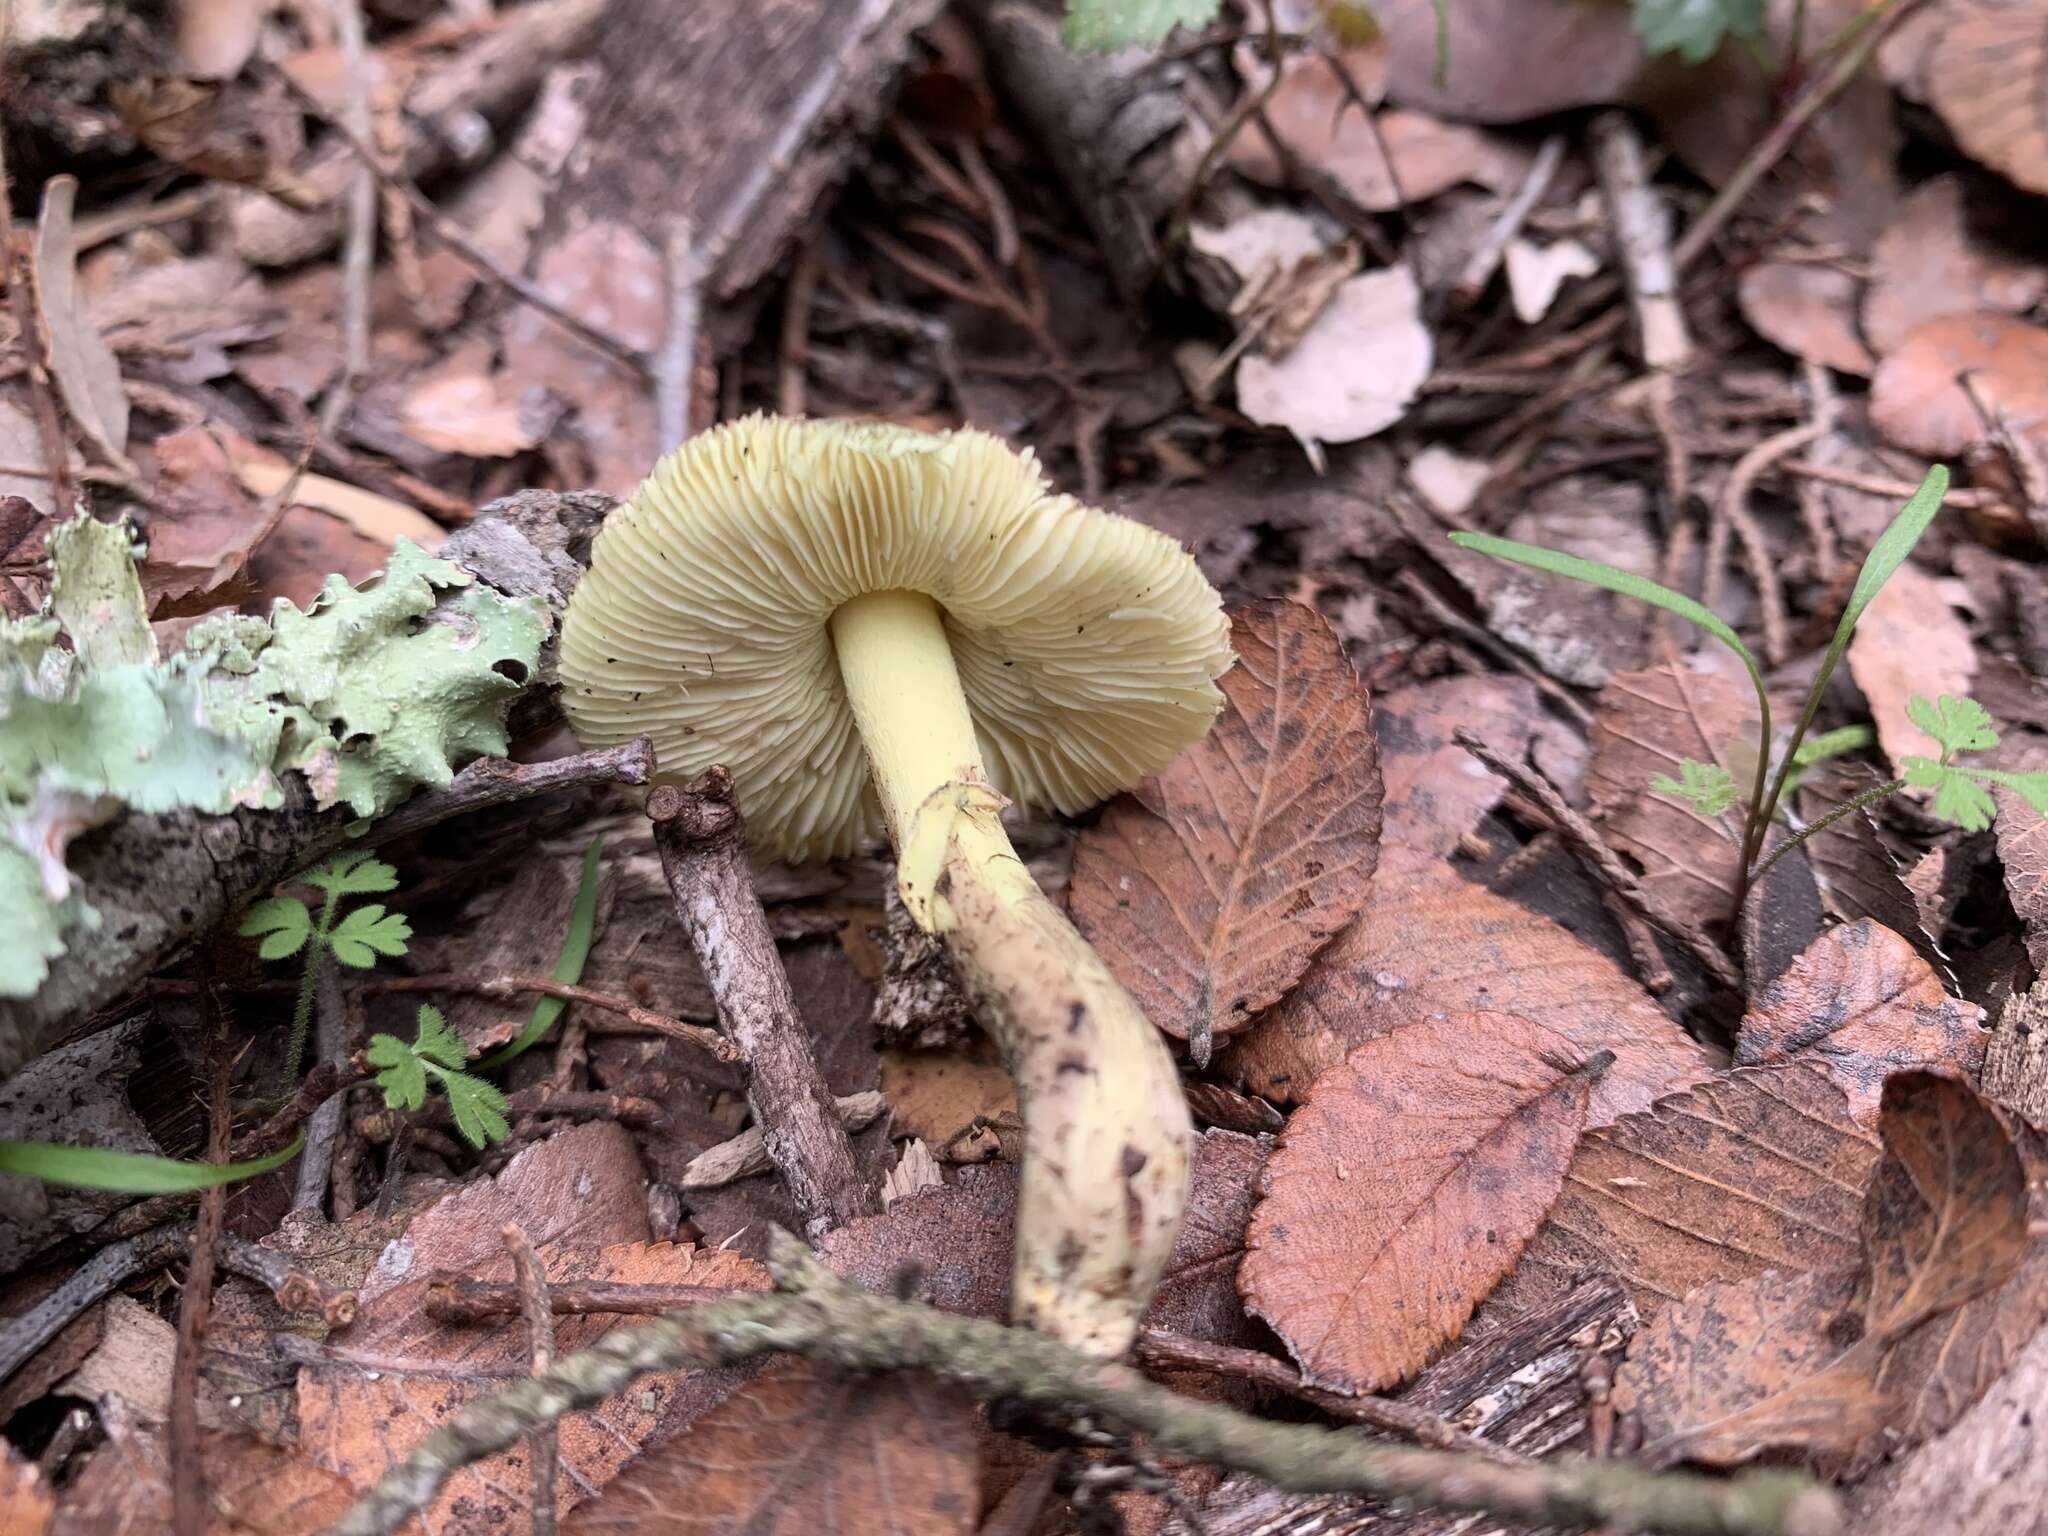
[1492,1063,1879,1323]
[1239,1011,1599,1393]
[1071,601,1383,1060]
[1223,845,1717,1127]
[1377,673,1586,855]
[1845,562,1977,777]
[1588,664,1758,930]
[1735,920,1985,1123]
[561,1360,977,1535]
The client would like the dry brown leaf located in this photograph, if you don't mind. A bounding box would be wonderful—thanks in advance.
[1845,561,1976,777]
[398,368,553,459]
[498,219,665,497]
[1371,0,1642,123]
[1927,2,2048,197]
[32,176,130,472]
[1613,1072,2042,1469]
[139,425,284,608]
[1069,601,1383,1060]
[1862,177,2048,357]
[1239,1011,1599,1394]
[1796,761,1949,978]
[1589,664,1758,929]
[1868,313,2048,462]
[1378,673,1584,855]
[297,1123,767,1531]
[0,1443,53,1536]
[1494,1063,1880,1322]
[1735,921,1985,1121]
[1236,267,1431,457]
[561,1361,977,1535]
[226,441,445,549]
[1616,1266,1887,1468]
[81,244,280,385]
[879,1045,1014,1157]
[1737,260,1874,375]
[1991,738,2048,974]
[1228,50,1529,212]
[242,505,396,612]
[50,1428,356,1536]
[175,0,270,77]
[821,1130,1268,1350]
[1223,845,1717,1126]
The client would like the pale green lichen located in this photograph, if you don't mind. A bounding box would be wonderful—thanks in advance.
[0,514,548,999]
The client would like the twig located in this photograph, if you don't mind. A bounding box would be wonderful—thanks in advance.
[1670,0,1925,272]
[1647,371,1691,525]
[318,0,376,438]
[1131,1329,1518,1462]
[1454,730,1743,993]
[171,1008,232,1536]
[1589,113,1691,371]
[367,738,656,848]
[293,957,347,1214]
[219,1234,358,1325]
[654,217,704,454]
[1452,134,1567,309]
[502,1224,559,1536]
[1778,458,1991,509]
[70,187,216,252]
[365,973,736,1061]
[1717,425,1810,664]
[331,1229,1842,1536]
[677,1091,887,1189]
[270,65,649,379]
[648,769,876,1234]
[0,1223,193,1387]
[1395,570,1593,729]
[777,233,823,417]
[420,1268,1506,1461]
[359,1085,669,1140]
[1602,888,1675,996]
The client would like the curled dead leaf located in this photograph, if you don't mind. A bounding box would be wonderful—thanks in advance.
[1735,920,1986,1123]
[1738,260,1874,375]
[1863,177,2048,358]
[1070,600,1383,1062]
[1239,1011,1600,1394]
[1223,845,1716,1127]
[1927,2,2048,197]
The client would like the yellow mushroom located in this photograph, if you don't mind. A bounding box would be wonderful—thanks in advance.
[558,416,1233,1356]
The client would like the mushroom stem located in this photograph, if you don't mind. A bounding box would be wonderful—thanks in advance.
[831,589,1193,1358]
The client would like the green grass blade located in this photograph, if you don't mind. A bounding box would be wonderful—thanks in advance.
[0,1133,304,1193]
[1447,532,1764,690]
[1755,465,1949,843]
[479,835,604,1070]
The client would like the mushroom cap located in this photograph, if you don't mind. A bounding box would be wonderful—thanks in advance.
[558,415,1233,861]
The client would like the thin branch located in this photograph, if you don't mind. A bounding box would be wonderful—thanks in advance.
[318,0,376,437]
[172,1009,232,1536]
[654,216,704,453]
[1452,134,1567,308]
[366,972,738,1062]
[649,769,876,1234]
[332,1229,1842,1536]
[0,1224,193,1387]
[1751,778,1906,885]
[367,737,656,848]
[269,65,650,379]
[503,1224,559,1536]
[1454,729,1744,993]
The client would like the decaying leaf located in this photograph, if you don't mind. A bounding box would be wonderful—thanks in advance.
[398,363,555,459]
[1588,664,1758,929]
[1371,0,1643,124]
[1796,760,1951,979]
[1617,1266,1888,1467]
[879,1045,1015,1158]
[1378,673,1584,855]
[1239,1011,1599,1393]
[1927,2,2048,197]
[1223,845,1717,1125]
[1228,49,1530,213]
[0,1442,53,1536]
[1070,601,1384,1060]
[1738,260,1874,375]
[31,177,131,473]
[561,1361,977,1535]
[48,1427,359,1536]
[140,425,285,608]
[1845,561,1976,777]
[1868,313,2048,462]
[1991,738,2048,974]
[1735,921,1985,1122]
[1862,176,2048,358]
[1494,1063,1879,1321]
[1613,1073,2045,1469]
[1235,267,1432,460]
[297,1124,768,1532]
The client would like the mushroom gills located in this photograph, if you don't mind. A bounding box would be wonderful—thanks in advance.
[830,587,1194,1358]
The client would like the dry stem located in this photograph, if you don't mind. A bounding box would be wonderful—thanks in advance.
[330,1229,1841,1536]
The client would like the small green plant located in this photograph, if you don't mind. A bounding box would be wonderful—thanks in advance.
[368,1006,511,1149]
[239,850,412,1081]
[1451,465,2048,922]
